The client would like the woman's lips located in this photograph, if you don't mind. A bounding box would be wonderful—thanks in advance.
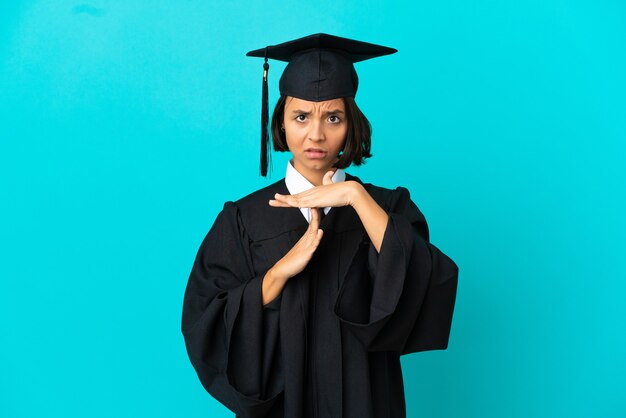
[304,149,327,159]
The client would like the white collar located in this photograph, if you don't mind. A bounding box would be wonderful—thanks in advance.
[284,159,346,223]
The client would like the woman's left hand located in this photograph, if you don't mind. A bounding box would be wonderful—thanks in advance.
[269,170,360,209]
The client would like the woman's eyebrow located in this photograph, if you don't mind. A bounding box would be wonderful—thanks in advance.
[290,109,345,115]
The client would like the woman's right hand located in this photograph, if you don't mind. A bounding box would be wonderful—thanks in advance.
[262,208,324,304]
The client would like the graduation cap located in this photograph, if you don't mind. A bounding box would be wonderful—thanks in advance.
[246,33,397,176]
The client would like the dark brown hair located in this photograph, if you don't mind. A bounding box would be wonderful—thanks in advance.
[270,95,373,169]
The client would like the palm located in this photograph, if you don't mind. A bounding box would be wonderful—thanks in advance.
[269,171,355,209]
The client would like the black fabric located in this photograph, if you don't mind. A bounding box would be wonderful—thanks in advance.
[181,173,459,418]
[318,208,326,222]
[246,33,397,102]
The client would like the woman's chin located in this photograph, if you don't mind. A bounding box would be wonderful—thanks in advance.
[293,156,337,175]
[307,162,334,173]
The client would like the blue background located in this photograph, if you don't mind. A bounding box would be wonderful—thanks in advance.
[1,1,625,417]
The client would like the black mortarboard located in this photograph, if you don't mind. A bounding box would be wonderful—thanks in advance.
[246,33,397,176]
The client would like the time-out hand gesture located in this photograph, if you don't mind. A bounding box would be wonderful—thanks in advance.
[269,170,357,210]
[270,206,324,281]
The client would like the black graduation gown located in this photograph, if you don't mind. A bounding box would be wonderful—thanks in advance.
[181,173,459,418]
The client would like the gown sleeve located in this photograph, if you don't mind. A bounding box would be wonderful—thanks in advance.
[181,201,283,418]
[334,186,459,354]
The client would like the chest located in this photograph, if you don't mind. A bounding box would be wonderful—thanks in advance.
[247,207,370,285]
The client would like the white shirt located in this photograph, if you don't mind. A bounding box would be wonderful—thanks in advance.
[284,158,346,223]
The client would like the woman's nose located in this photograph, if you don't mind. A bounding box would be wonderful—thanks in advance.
[308,120,325,141]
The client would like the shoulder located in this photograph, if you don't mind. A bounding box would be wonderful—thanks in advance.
[220,178,295,241]
[213,178,285,223]
[232,177,285,210]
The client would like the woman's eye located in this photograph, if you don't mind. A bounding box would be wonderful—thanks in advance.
[296,115,307,122]
[328,115,341,123]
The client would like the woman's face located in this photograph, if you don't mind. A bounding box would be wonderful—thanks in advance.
[283,96,347,179]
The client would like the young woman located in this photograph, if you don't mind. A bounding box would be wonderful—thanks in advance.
[182,33,459,418]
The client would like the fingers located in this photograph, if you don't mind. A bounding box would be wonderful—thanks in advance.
[278,208,324,279]
[269,193,298,207]
[268,199,291,207]
[309,207,320,229]
[304,211,323,250]
[314,228,324,247]
[309,209,324,250]
[269,192,310,207]
[271,191,318,208]
[322,170,335,186]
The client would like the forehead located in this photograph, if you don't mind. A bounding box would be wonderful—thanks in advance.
[285,96,345,111]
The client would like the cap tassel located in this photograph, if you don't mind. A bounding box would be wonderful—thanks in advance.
[260,53,271,177]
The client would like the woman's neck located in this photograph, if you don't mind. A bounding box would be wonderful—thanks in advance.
[295,166,329,186]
